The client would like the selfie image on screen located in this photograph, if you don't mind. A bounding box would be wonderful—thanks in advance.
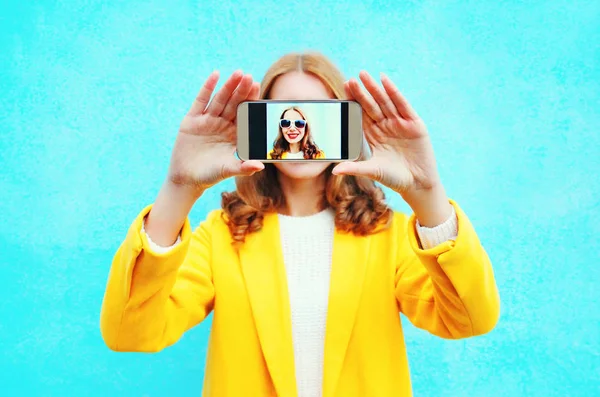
[247,101,346,160]
[266,102,341,160]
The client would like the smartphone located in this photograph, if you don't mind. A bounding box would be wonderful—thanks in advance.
[236,100,363,162]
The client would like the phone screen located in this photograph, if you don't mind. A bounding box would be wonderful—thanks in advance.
[246,101,350,160]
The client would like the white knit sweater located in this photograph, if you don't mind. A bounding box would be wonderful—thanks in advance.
[142,207,458,397]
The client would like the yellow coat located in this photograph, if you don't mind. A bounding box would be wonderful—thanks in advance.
[267,150,326,159]
[100,200,500,397]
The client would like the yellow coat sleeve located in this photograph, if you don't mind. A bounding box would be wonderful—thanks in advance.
[100,205,217,352]
[394,200,500,339]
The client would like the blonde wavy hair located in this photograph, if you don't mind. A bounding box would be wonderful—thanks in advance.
[221,51,392,244]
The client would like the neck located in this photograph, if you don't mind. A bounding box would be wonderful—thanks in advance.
[288,143,301,153]
[278,172,328,216]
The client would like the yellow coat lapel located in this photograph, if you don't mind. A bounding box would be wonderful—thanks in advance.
[323,230,371,397]
[238,213,297,397]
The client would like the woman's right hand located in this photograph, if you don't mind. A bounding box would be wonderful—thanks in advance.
[167,70,264,195]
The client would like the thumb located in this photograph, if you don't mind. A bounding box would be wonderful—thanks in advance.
[332,160,382,182]
[224,159,265,178]
[239,160,265,175]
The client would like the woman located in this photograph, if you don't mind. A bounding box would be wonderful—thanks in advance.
[268,106,325,159]
[100,52,500,397]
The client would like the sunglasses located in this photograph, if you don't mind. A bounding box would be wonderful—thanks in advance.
[279,119,307,129]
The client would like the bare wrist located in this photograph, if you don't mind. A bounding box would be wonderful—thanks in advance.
[164,178,205,202]
[401,184,453,227]
[166,171,207,198]
[144,180,203,246]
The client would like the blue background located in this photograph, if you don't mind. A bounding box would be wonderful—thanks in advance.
[1,0,598,396]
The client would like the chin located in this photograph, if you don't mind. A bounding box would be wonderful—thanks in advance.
[274,162,331,180]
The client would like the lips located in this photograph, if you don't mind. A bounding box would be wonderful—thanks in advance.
[287,133,299,140]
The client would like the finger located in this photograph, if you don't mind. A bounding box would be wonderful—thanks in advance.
[188,71,220,116]
[331,160,382,182]
[221,74,254,120]
[247,82,261,101]
[205,70,244,116]
[343,81,355,100]
[380,72,419,120]
[362,115,384,142]
[231,82,261,124]
[348,78,384,122]
[359,71,399,118]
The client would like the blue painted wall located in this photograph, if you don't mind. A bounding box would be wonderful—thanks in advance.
[1,1,598,396]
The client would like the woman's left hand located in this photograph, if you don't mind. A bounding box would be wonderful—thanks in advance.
[332,71,452,225]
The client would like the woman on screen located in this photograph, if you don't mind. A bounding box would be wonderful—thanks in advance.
[268,107,325,159]
[100,52,500,397]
